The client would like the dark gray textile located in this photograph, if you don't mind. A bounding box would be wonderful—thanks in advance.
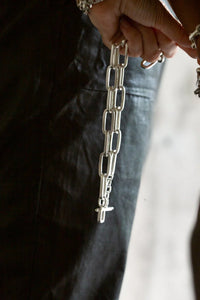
[191,199,200,300]
[0,1,163,299]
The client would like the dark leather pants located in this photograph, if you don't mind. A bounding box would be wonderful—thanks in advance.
[0,1,164,299]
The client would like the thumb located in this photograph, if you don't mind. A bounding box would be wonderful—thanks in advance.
[121,0,191,48]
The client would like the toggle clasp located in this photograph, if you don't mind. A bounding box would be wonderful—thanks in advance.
[95,206,114,223]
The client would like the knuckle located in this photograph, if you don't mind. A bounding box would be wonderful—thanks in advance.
[130,50,142,57]
[164,49,176,58]
[128,43,143,57]
[130,49,142,57]
[143,49,160,62]
[161,43,177,58]
[124,33,143,57]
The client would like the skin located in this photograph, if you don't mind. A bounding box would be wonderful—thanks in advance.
[88,0,199,63]
[169,0,200,63]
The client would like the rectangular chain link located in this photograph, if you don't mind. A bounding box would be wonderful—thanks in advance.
[95,41,128,223]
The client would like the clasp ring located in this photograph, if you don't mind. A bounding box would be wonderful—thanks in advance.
[141,52,165,70]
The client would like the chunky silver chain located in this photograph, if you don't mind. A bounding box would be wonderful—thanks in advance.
[95,40,128,223]
[94,25,200,224]
[194,67,200,97]
[189,25,200,97]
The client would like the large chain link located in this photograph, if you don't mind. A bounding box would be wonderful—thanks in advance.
[95,40,128,223]
[194,67,200,97]
[189,25,200,97]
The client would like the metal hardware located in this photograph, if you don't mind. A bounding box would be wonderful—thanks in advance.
[95,41,128,223]
[95,205,114,223]
[194,67,200,97]
[95,42,166,223]
[141,52,165,69]
[189,25,200,97]
[189,24,200,49]
[95,28,200,223]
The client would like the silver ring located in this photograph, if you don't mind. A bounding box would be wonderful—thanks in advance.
[141,51,165,70]
[189,24,200,49]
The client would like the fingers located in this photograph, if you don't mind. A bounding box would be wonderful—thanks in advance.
[89,0,196,62]
[134,23,164,62]
[120,18,143,57]
[155,29,177,58]
[120,18,178,61]
[155,29,197,60]
[101,31,125,50]
[179,45,198,59]
[120,0,191,48]
[89,0,121,49]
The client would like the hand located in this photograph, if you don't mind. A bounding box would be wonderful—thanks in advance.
[120,17,177,62]
[169,0,200,63]
[89,0,197,62]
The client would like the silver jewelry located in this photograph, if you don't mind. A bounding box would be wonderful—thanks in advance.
[189,25,200,96]
[189,24,200,49]
[194,67,200,97]
[76,0,104,15]
[95,40,128,223]
[141,51,165,69]
[95,41,167,223]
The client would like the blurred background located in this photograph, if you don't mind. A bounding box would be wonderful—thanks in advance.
[119,49,200,300]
